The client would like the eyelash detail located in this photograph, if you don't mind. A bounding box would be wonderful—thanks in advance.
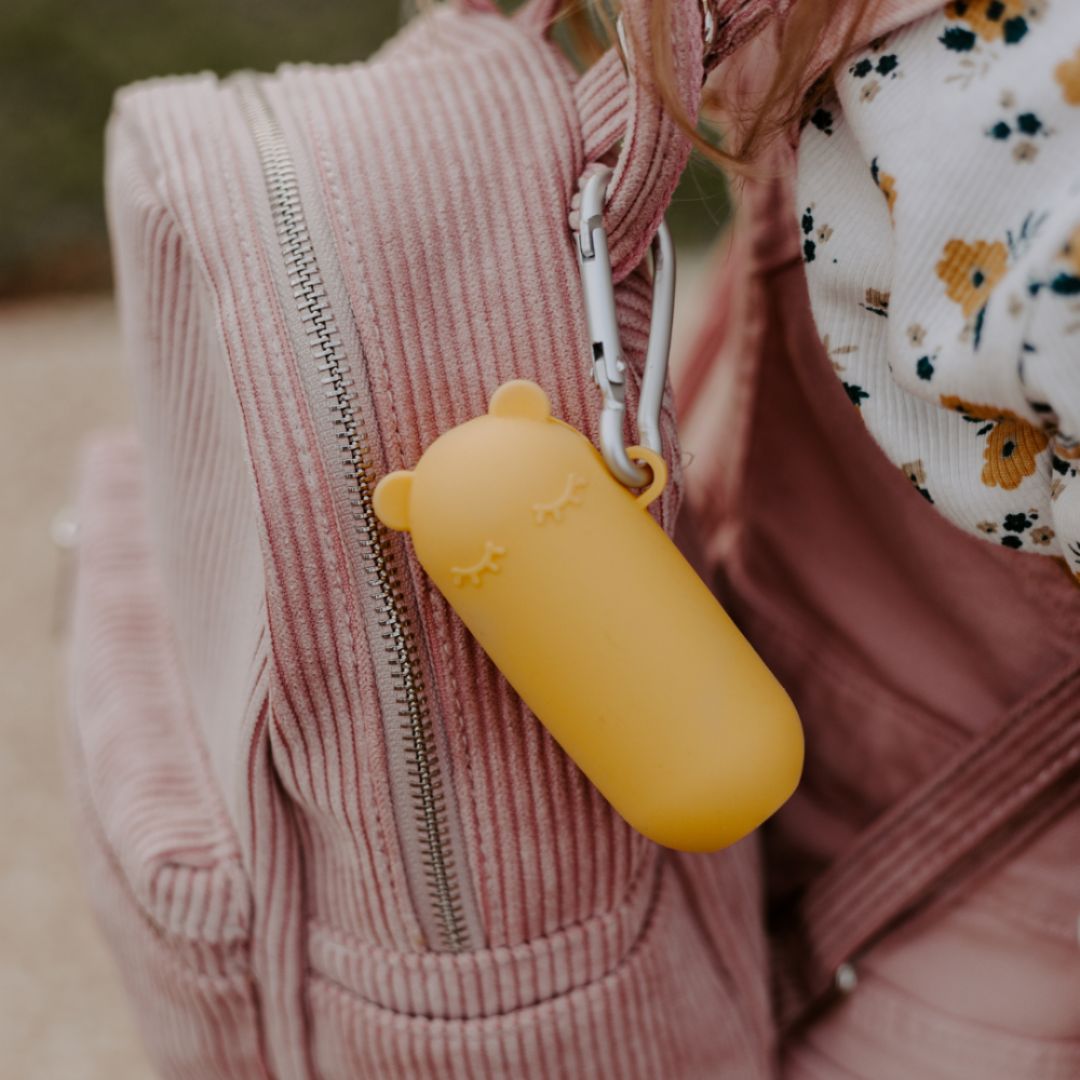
[451,541,507,587]
[532,473,587,525]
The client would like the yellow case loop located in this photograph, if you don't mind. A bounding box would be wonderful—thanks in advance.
[626,446,667,511]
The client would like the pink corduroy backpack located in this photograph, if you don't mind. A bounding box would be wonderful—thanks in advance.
[71,1,744,1076]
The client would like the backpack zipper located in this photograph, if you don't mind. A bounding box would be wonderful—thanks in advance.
[234,74,472,952]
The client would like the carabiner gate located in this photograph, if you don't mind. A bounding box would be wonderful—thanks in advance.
[576,166,675,489]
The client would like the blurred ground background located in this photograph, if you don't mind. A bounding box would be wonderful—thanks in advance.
[0,296,143,1079]
[0,2,725,1076]
[0,0,402,294]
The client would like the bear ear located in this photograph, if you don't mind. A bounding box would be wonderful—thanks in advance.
[488,380,551,421]
[373,470,414,533]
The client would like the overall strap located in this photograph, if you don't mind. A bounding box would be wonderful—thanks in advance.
[776,657,1080,1031]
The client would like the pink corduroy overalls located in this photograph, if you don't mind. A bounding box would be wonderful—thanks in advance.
[673,6,1080,1073]
[676,133,1080,1076]
[70,0,1080,1076]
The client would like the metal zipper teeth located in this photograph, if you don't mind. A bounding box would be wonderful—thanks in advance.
[236,77,470,952]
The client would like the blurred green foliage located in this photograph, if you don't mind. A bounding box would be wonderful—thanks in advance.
[0,0,725,296]
[0,0,401,294]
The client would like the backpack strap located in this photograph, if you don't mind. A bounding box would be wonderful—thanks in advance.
[568,0,705,283]
[775,656,1080,1031]
[448,1,704,284]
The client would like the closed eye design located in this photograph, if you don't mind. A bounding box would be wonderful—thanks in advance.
[532,473,587,525]
[451,541,506,587]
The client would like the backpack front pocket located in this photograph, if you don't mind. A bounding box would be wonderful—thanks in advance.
[66,432,268,1079]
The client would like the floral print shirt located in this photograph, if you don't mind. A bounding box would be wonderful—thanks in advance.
[798,0,1080,573]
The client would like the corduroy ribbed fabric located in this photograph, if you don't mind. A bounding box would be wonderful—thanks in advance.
[69,432,270,1079]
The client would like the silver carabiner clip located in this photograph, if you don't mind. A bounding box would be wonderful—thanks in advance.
[576,166,675,489]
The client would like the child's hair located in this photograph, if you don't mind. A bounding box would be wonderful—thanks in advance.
[559,0,877,168]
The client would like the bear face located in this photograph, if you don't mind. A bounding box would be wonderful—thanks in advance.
[374,381,555,534]
[373,380,664,593]
[374,382,591,586]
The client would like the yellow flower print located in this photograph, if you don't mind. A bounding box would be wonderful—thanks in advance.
[940,396,1049,490]
[878,172,897,217]
[936,239,1008,318]
[1055,47,1080,105]
[944,0,1034,43]
[870,158,897,219]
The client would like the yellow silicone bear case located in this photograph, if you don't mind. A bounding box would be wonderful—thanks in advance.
[374,380,803,852]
